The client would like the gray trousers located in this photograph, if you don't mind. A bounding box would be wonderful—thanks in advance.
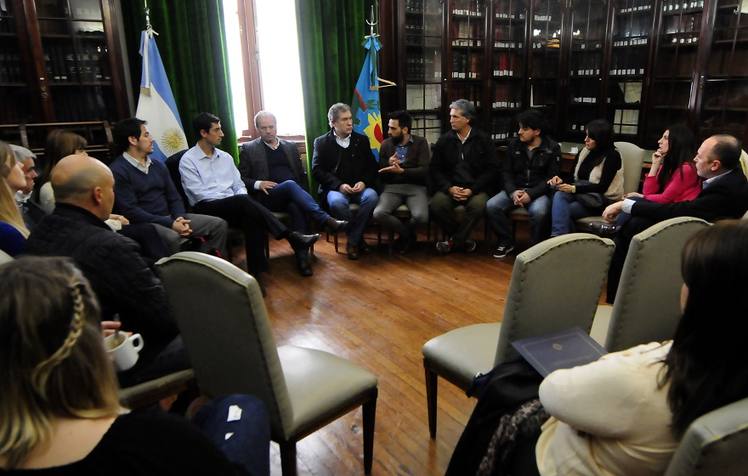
[373,183,429,236]
[154,213,228,256]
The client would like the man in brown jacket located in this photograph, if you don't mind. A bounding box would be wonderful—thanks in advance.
[373,110,431,252]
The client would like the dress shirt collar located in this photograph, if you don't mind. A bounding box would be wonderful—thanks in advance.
[263,138,280,151]
[123,152,152,174]
[333,129,351,149]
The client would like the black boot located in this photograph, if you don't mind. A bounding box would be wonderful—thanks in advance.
[295,249,313,277]
[287,231,320,253]
[324,217,348,232]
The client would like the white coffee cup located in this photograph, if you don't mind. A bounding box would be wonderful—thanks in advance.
[105,332,144,371]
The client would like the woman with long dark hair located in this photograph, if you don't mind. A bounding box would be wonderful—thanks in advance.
[548,119,623,236]
[627,124,700,203]
[536,220,748,475]
[451,221,748,475]
[36,130,88,214]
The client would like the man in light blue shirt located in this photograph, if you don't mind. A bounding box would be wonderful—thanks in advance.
[179,113,319,282]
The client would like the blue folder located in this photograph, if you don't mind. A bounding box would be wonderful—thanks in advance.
[511,327,607,377]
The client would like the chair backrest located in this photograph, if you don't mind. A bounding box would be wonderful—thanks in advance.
[0,249,14,265]
[664,397,748,476]
[605,217,709,352]
[156,252,294,439]
[494,233,615,364]
[739,149,748,177]
[614,141,647,194]
[165,150,190,209]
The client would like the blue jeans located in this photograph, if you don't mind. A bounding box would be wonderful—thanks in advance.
[550,191,595,236]
[264,180,330,233]
[486,191,551,245]
[193,394,270,476]
[327,188,379,243]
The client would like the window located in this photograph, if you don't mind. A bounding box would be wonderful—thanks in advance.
[222,0,306,138]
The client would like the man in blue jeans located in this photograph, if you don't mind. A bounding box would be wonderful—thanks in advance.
[238,111,347,275]
[312,103,379,260]
[486,110,560,259]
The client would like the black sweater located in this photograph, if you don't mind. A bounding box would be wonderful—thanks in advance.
[25,204,177,351]
[0,412,246,475]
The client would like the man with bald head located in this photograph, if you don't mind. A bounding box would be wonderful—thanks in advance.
[26,154,187,385]
[602,134,748,302]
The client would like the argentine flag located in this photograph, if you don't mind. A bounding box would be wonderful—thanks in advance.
[136,30,187,162]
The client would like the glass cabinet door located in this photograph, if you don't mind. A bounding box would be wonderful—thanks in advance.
[0,0,33,123]
[608,0,654,139]
[644,0,704,145]
[405,0,445,145]
[528,0,563,133]
[37,0,116,121]
[490,0,527,143]
[446,0,486,115]
[564,0,608,138]
[697,0,748,144]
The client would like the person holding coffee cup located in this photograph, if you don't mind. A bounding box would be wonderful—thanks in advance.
[0,257,270,475]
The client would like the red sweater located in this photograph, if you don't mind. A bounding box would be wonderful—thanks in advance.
[642,162,701,203]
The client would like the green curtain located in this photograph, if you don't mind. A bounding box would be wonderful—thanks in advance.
[121,0,238,160]
[295,0,371,188]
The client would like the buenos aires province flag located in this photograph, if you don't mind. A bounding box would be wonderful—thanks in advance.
[136,30,187,162]
[351,36,384,161]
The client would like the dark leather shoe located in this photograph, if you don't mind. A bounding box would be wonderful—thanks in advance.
[358,239,370,253]
[588,221,619,237]
[287,231,320,252]
[346,242,359,260]
[325,217,348,232]
[395,233,414,254]
[296,251,313,277]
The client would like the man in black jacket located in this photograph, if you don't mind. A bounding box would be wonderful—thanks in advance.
[486,110,560,259]
[373,110,431,252]
[312,103,379,260]
[26,154,187,385]
[430,99,500,253]
[602,134,748,302]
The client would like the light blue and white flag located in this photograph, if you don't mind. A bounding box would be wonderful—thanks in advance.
[136,30,187,162]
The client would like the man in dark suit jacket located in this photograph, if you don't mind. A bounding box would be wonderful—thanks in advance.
[238,111,347,239]
[602,134,748,302]
[312,103,379,260]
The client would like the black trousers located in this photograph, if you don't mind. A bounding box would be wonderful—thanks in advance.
[194,195,288,276]
[606,215,657,303]
[448,360,543,476]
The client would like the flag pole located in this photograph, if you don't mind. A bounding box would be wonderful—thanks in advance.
[364,2,395,89]
[143,0,158,37]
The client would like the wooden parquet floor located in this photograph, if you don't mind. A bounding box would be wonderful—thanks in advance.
[261,232,516,476]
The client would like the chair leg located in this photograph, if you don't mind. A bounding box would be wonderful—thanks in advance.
[279,440,298,476]
[424,363,438,439]
[334,230,339,253]
[362,390,378,475]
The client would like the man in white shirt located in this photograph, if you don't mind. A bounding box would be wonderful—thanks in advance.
[179,113,319,283]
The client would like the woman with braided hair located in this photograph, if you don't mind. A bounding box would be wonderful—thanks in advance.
[0,257,270,475]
